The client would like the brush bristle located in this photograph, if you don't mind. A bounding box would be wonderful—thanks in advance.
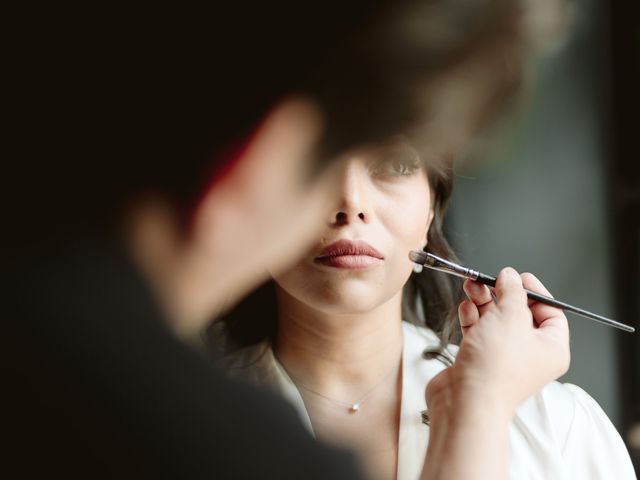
[408,250,428,265]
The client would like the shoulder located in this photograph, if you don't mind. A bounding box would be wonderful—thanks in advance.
[517,381,614,445]
[511,381,635,478]
[513,381,579,444]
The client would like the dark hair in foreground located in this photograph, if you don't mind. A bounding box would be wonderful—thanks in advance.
[9,0,534,243]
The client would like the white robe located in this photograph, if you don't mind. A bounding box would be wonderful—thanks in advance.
[225,322,636,479]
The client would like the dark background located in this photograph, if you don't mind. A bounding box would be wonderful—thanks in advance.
[449,0,639,472]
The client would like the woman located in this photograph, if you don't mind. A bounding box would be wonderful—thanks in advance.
[211,137,635,479]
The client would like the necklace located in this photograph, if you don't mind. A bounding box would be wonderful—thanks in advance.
[281,362,400,414]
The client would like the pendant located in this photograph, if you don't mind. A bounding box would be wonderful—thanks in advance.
[350,403,360,413]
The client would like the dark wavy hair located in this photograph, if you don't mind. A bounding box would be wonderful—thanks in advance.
[403,156,464,358]
[9,0,544,244]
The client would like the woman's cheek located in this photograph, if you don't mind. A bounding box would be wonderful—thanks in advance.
[407,198,432,245]
[391,206,431,248]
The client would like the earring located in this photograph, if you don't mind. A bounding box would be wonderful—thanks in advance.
[413,240,427,274]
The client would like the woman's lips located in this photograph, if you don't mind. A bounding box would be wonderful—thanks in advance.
[314,239,384,269]
[316,255,383,268]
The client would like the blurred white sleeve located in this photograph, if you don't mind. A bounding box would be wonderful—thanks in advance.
[561,383,636,479]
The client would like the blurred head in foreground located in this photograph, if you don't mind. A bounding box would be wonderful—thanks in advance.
[6,1,567,335]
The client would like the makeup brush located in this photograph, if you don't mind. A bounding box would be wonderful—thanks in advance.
[409,250,635,333]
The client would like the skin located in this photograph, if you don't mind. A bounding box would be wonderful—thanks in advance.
[272,143,433,479]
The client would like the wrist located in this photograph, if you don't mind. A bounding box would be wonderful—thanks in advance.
[422,374,512,480]
[426,370,516,427]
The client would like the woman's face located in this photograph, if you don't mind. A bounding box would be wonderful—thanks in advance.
[273,140,434,315]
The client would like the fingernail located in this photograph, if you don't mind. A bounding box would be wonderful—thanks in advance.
[503,267,519,279]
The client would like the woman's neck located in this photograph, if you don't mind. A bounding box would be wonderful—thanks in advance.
[274,288,404,397]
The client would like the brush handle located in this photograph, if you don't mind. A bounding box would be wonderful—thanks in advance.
[409,250,635,333]
[471,274,635,333]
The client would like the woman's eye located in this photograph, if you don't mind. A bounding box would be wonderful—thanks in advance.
[370,153,421,178]
[390,158,420,176]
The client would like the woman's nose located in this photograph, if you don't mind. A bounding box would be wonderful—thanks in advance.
[330,162,370,226]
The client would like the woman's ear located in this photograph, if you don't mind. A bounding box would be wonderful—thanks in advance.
[423,208,435,248]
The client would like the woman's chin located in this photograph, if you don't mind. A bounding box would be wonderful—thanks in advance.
[305,287,394,315]
[312,301,381,316]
